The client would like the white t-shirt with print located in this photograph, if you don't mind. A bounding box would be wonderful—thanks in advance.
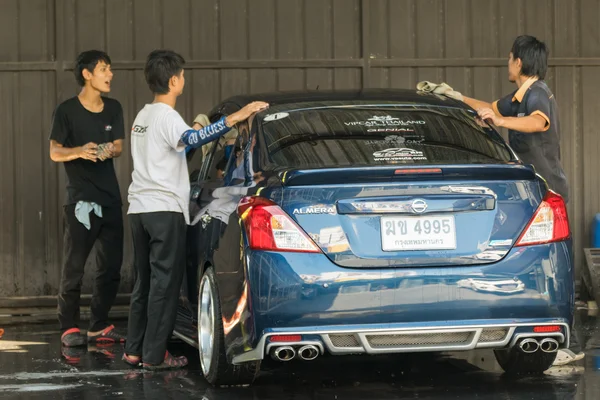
[127,102,192,224]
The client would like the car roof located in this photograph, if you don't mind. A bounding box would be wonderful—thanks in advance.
[210,89,471,115]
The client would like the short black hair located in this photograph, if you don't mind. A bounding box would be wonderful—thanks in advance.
[510,35,549,79]
[74,50,111,86]
[144,50,186,95]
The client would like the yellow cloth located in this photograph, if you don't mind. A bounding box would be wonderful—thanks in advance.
[416,81,463,101]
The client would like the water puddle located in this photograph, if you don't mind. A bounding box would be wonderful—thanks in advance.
[0,383,83,392]
[0,370,128,380]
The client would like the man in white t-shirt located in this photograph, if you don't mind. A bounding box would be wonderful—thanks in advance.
[123,49,268,370]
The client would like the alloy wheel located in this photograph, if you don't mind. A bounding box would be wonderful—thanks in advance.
[198,274,215,375]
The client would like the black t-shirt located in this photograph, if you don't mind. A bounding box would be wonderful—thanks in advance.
[49,96,125,206]
[493,80,570,202]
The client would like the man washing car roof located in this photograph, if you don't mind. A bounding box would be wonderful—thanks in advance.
[417,35,568,203]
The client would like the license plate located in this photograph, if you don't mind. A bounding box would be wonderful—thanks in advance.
[380,215,457,251]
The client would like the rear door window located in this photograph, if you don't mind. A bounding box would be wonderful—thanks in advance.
[259,104,514,168]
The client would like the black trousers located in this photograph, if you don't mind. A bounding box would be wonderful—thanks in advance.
[125,212,187,365]
[58,204,124,332]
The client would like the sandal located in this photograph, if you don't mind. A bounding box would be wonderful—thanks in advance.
[142,351,188,370]
[122,353,142,367]
[87,325,126,344]
[61,328,87,347]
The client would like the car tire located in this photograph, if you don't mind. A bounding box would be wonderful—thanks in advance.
[493,347,557,374]
[198,267,261,386]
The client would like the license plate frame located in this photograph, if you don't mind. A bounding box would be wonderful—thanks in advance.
[380,215,457,251]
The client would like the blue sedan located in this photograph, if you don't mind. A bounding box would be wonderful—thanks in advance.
[175,89,574,386]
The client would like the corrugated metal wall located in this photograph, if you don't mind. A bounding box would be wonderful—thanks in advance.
[0,0,599,299]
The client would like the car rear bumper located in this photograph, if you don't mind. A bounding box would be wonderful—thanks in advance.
[236,241,574,363]
[232,318,569,364]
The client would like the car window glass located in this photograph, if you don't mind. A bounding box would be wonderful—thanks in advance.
[187,147,204,184]
[223,135,245,186]
[259,103,514,169]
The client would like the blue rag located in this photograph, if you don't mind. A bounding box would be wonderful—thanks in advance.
[75,201,103,230]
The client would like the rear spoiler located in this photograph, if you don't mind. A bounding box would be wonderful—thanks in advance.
[278,164,537,186]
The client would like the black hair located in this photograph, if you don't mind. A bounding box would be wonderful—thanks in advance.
[74,50,111,86]
[510,35,549,79]
[144,50,186,94]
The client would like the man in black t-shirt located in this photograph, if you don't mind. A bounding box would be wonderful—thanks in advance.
[49,50,126,347]
[416,36,581,367]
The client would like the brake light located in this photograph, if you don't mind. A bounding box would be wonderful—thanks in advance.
[238,196,320,253]
[394,168,442,175]
[515,191,570,246]
[270,335,302,342]
[533,325,561,333]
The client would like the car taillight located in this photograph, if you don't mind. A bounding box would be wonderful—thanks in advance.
[238,196,321,253]
[515,190,570,246]
[533,325,561,333]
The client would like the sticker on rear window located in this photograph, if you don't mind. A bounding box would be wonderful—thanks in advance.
[344,115,426,127]
[366,135,425,145]
[263,112,289,122]
[367,127,415,133]
[373,148,427,161]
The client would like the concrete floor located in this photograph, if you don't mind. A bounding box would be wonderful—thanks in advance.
[0,311,599,399]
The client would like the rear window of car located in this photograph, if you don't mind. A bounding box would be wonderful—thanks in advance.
[259,104,514,169]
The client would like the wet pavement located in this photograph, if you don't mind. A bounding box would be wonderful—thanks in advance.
[1,312,600,399]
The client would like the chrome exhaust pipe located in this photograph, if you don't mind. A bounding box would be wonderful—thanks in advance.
[270,346,295,361]
[297,345,319,361]
[518,338,540,353]
[539,338,559,353]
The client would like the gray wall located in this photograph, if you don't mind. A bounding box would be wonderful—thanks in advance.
[1,0,599,299]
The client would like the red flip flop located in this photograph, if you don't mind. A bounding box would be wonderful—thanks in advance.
[123,353,142,367]
[87,325,126,344]
[61,328,86,347]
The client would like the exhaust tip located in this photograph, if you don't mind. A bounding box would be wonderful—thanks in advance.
[298,345,319,361]
[539,338,559,353]
[271,346,295,362]
[519,338,540,353]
